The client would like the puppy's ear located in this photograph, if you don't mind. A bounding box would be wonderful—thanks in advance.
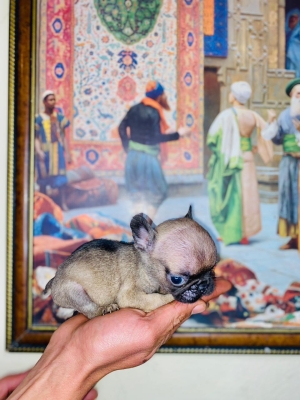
[185,205,193,220]
[130,213,157,252]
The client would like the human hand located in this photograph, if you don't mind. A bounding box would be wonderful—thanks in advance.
[66,152,72,164]
[0,371,29,400]
[0,370,98,400]
[8,278,230,400]
[293,118,300,132]
[178,126,192,137]
[37,150,46,161]
[165,127,176,134]
[267,109,277,124]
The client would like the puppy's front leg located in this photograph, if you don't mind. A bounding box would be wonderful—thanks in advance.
[118,291,174,313]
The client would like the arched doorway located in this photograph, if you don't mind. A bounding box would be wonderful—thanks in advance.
[285,0,300,77]
[203,67,221,177]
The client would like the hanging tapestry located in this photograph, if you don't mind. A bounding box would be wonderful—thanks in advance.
[37,0,204,179]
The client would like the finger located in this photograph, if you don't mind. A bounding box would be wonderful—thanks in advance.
[147,278,231,330]
[147,298,206,336]
[0,371,29,399]
[83,388,98,400]
[202,277,232,302]
[143,300,206,352]
[192,278,231,314]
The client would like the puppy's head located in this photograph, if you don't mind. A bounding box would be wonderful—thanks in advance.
[130,206,218,303]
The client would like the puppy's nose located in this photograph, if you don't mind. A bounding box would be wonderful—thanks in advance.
[189,279,210,296]
[198,276,214,296]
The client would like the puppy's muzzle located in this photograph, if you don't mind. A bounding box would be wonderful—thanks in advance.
[173,270,215,304]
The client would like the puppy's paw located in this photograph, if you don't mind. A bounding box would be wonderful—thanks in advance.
[102,303,120,315]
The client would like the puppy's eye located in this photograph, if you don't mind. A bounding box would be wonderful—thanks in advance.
[169,275,185,287]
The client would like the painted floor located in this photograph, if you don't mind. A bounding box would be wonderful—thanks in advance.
[65,186,300,294]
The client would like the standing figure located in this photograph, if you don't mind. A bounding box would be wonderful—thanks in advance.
[262,78,300,250]
[207,81,273,245]
[286,9,300,78]
[118,81,190,218]
[35,90,72,210]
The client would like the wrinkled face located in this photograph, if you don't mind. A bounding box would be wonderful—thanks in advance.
[152,218,218,303]
[290,85,300,116]
[291,85,300,99]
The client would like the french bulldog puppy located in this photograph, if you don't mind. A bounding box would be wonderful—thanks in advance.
[43,206,217,319]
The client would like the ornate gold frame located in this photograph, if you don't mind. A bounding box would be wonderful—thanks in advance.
[6,0,300,353]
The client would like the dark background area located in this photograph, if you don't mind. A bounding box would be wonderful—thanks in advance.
[286,0,300,14]
[203,67,221,177]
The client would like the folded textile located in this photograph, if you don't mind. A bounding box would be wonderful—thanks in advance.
[34,192,64,222]
[66,166,95,184]
[65,212,131,240]
[34,212,88,240]
[33,236,89,267]
[65,177,118,209]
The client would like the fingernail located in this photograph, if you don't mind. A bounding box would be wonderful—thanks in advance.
[191,302,207,314]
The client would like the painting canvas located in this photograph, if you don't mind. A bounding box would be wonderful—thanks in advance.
[32,0,204,326]
[6,0,300,352]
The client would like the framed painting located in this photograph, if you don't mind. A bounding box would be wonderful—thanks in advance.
[6,0,300,354]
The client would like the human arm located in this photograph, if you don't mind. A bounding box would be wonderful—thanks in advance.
[60,118,72,164]
[34,118,45,161]
[0,371,97,400]
[293,118,300,145]
[0,372,29,400]
[7,278,230,400]
[34,137,45,161]
[118,114,130,152]
[158,126,191,142]
[62,133,72,164]
[261,110,285,144]
[152,114,190,143]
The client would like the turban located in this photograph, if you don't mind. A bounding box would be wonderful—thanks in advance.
[42,90,55,101]
[285,78,300,97]
[230,81,252,104]
[145,81,164,99]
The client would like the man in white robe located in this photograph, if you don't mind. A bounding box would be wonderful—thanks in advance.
[207,81,273,245]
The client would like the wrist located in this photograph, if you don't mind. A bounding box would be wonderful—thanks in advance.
[9,346,102,400]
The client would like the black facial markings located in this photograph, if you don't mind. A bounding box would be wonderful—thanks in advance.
[171,268,216,301]
[188,268,215,282]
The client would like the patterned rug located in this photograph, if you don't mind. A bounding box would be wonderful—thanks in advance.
[36,0,204,179]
